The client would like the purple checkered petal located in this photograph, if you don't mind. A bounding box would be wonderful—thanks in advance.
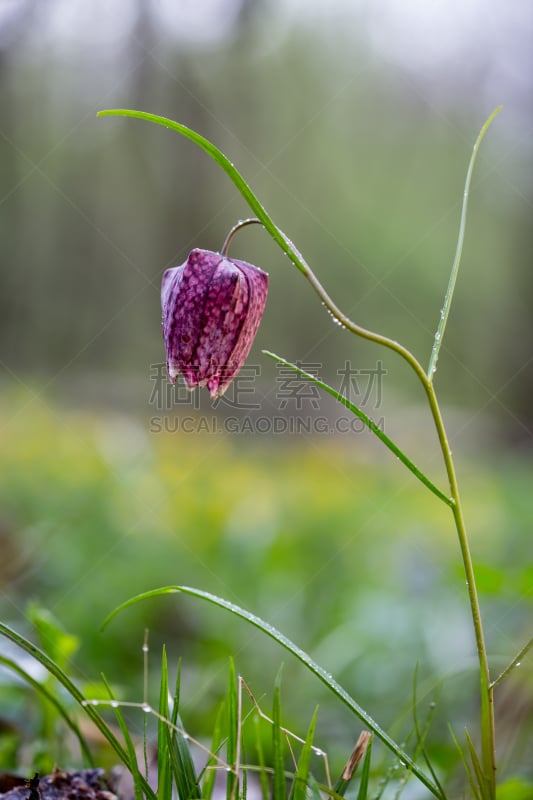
[214,258,268,395]
[161,248,268,398]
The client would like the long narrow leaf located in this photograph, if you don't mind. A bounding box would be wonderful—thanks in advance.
[167,733,200,800]
[465,729,489,800]
[411,678,447,800]
[449,726,481,800]
[490,635,533,689]
[226,658,239,800]
[254,714,271,800]
[356,735,373,800]
[100,675,145,800]
[202,700,226,800]
[272,668,287,800]
[170,660,181,729]
[307,773,324,800]
[102,587,444,800]
[157,647,172,800]
[97,109,307,277]
[164,658,201,799]
[263,350,452,507]
[168,716,201,799]
[427,107,502,379]
[290,707,318,800]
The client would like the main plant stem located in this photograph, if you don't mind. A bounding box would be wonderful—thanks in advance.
[424,382,495,799]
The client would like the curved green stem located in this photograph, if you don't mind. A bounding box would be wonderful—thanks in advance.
[221,217,262,256]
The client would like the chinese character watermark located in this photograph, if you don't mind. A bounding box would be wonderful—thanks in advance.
[275,362,322,410]
[337,360,386,408]
[148,359,387,434]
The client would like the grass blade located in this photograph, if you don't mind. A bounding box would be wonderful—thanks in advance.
[100,675,145,800]
[166,661,202,799]
[427,107,502,379]
[263,350,452,507]
[102,587,444,800]
[449,726,481,800]
[411,667,447,800]
[490,635,533,689]
[167,714,201,798]
[167,722,202,800]
[157,646,172,800]
[290,706,318,800]
[465,729,489,800]
[253,714,270,800]
[356,734,372,800]
[226,658,239,800]
[307,774,324,800]
[202,700,226,800]
[272,667,287,800]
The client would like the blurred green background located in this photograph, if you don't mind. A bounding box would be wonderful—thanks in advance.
[0,0,532,790]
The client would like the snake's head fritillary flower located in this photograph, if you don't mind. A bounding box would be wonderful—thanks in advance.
[161,248,268,398]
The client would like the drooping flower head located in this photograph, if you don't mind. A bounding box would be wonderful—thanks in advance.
[161,248,268,398]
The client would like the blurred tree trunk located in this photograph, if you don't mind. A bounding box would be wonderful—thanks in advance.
[0,0,51,368]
